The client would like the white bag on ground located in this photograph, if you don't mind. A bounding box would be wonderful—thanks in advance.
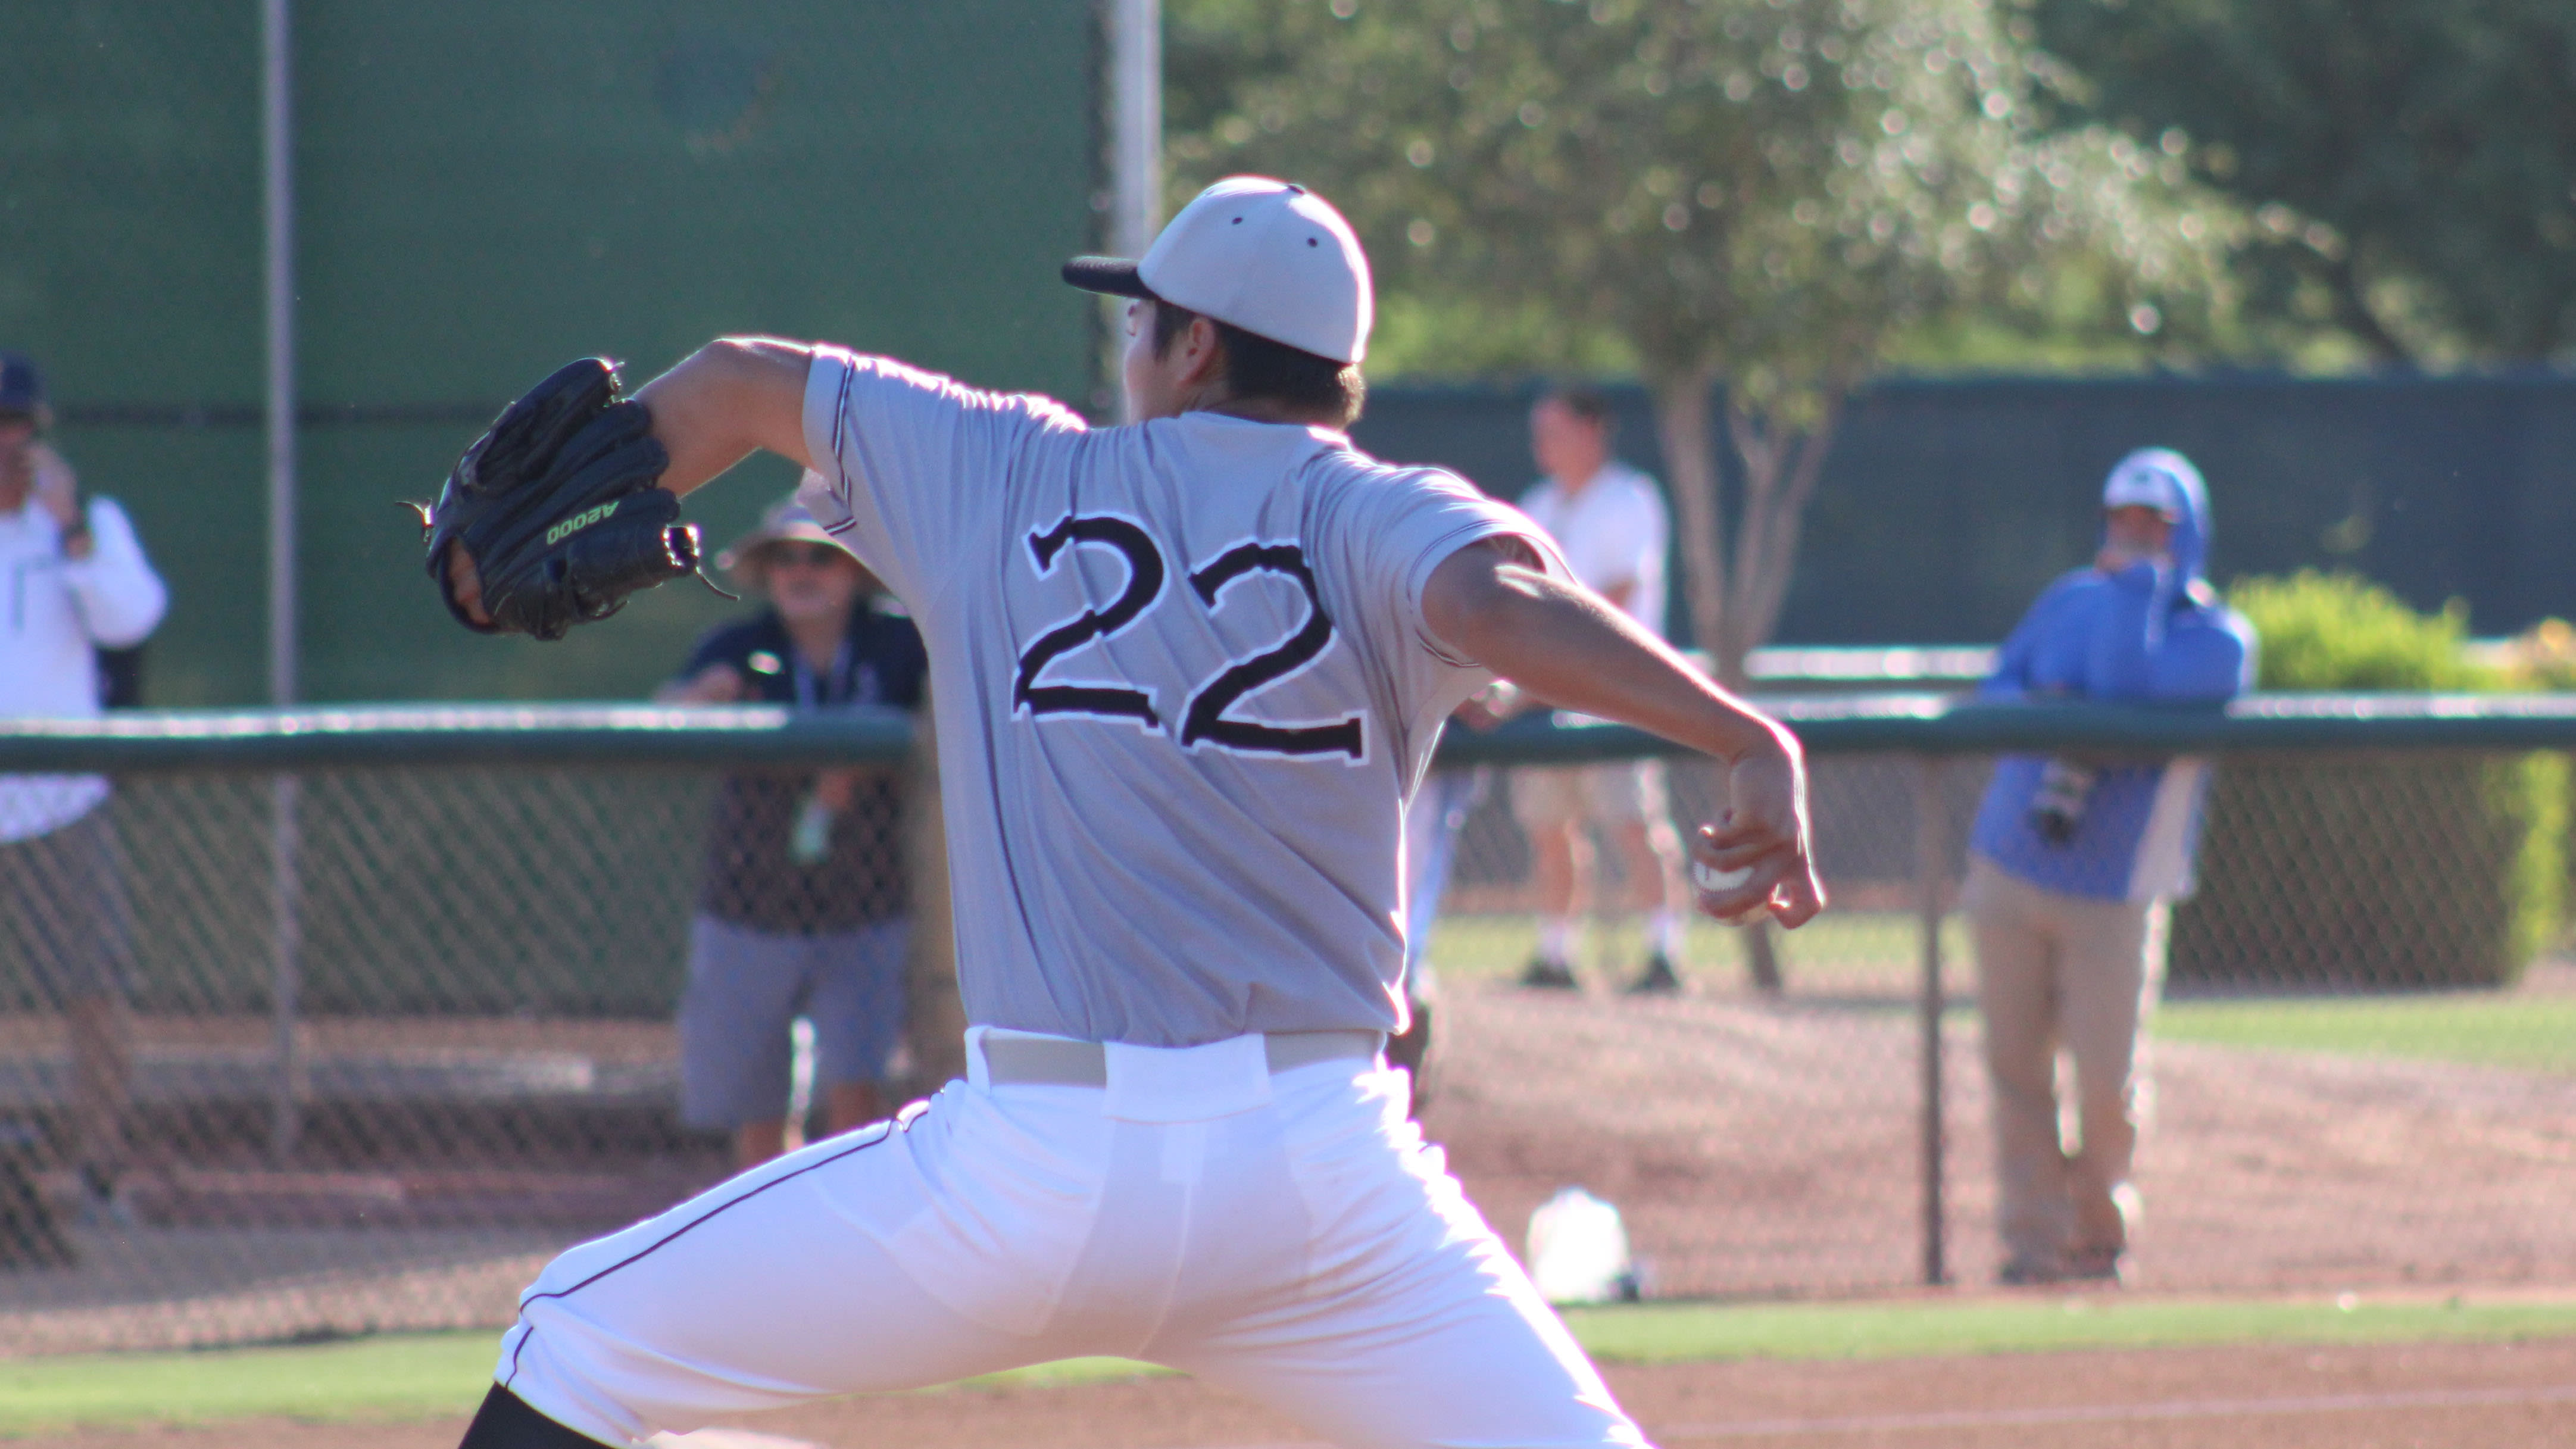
[1525,1186,1636,1304]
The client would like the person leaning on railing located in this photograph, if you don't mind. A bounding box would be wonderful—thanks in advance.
[1965,448,2255,1288]
[655,494,928,1172]
[0,351,167,1231]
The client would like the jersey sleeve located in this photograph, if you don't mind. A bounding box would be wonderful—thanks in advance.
[1370,468,1568,669]
[798,346,1088,605]
[61,497,167,649]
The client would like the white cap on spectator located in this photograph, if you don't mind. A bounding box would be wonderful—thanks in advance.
[2102,452,2188,519]
[1061,176,1374,365]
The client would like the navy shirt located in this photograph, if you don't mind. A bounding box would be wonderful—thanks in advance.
[682,598,928,933]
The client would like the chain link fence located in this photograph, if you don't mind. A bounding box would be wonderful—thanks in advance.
[4,702,2574,1352]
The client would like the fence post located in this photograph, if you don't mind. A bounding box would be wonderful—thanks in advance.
[266,775,303,1164]
[260,0,302,1167]
[900,694,966,1095]
[1913,755,1948,1286]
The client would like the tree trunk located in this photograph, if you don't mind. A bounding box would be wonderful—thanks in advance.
[1712,394,1850,998]
[1650,364,1729,676]
[1650,368,1790,993]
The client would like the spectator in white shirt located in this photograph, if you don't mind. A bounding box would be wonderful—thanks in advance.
[1511,388,1694,995]
[0,352,167,1224]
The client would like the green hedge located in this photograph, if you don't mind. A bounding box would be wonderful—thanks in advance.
[2171,572,2565,990]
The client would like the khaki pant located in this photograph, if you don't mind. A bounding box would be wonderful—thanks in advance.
[1963,857,2168,1275]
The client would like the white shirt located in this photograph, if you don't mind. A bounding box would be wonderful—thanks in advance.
[798,349,1563,1045]
[1517,460,1669,639]
[1,495,167,842]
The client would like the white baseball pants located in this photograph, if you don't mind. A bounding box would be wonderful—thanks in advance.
[496,1027,1649,1448]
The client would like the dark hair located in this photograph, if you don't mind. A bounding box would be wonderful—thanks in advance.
[1541,385,1618,439]
[1151,301,1366,428]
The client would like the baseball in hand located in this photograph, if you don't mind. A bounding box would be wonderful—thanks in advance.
[1691,861,1753,893]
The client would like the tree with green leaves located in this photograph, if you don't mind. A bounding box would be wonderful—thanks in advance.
[1170,0,2221,682]
[1171,0,2219,992]
[2034,0,2576,367]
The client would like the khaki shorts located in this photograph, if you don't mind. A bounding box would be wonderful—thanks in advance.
[1,810,136,1006]
[1510,760,1669,833]
[679,914,910,1131]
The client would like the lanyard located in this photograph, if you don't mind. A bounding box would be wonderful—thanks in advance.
[788,633,860,710]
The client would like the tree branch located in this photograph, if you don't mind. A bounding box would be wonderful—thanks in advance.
[1725,400,1797,681]
[2314,249,2415,368]
[1740,389,1846,652]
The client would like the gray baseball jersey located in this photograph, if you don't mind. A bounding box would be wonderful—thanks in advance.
[797,349,1560,1046]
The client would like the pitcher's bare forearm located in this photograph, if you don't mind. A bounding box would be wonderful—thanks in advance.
[1421,540,1793,767]
[1422,538,1824,927]
[631,338,818,496]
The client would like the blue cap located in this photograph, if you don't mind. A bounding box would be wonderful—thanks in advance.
[0,353,43,416]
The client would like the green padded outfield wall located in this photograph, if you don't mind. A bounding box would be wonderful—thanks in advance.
[0,2,1101,705]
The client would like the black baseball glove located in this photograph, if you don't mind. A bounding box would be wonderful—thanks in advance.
[417,357,717,641]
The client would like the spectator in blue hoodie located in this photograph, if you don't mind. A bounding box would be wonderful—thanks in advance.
[1965,448,2255,1286]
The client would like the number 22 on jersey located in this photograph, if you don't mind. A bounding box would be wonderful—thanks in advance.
[1010,511,1365,762]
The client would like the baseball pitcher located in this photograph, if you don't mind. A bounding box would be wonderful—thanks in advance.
[426,177,1824,1449]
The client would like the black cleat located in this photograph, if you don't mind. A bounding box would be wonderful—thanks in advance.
[1518,957,1581,991]
[1625,953,1683,995]
[2066,1247,2128,1286]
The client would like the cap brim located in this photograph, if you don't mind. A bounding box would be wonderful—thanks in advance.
[720,525,845,574]
[2103,496,2180,520]
[1062,257,1153,298]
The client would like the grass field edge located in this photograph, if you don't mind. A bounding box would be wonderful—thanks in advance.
[7,1293,2575,1435]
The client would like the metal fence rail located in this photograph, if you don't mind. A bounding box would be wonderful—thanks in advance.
[2,699,2572,1350]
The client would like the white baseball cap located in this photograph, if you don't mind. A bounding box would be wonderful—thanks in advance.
[2102,451,2188,519]
[1063,176,1373,365]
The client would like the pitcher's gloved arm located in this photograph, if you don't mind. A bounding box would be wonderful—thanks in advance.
[632,338,819,498]
[443,341,817,627]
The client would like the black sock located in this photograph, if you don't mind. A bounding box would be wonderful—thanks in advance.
[457,1384,609,1448]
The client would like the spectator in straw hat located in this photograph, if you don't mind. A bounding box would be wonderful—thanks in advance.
[658,487,928,1170]
[0,352,166,1229]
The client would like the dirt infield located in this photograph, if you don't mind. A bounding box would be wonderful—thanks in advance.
[18,1337,2576,1448]
[11,970,2575,1354]
[1419,971,2576,1296]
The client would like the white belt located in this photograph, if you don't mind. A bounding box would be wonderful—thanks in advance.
[979,1030,1384,1088]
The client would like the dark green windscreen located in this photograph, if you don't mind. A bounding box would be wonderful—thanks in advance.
[1,2,1100,704]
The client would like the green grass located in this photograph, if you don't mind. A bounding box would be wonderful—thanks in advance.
[0,1332,503,1435]
[10,1295,2575,1435]
[1434,909,2576,1073]
[2154,992,2576,1075]
[1561,1294,2576,1363]
[1427,910,1966,987]
[0,1336,1169,1437]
